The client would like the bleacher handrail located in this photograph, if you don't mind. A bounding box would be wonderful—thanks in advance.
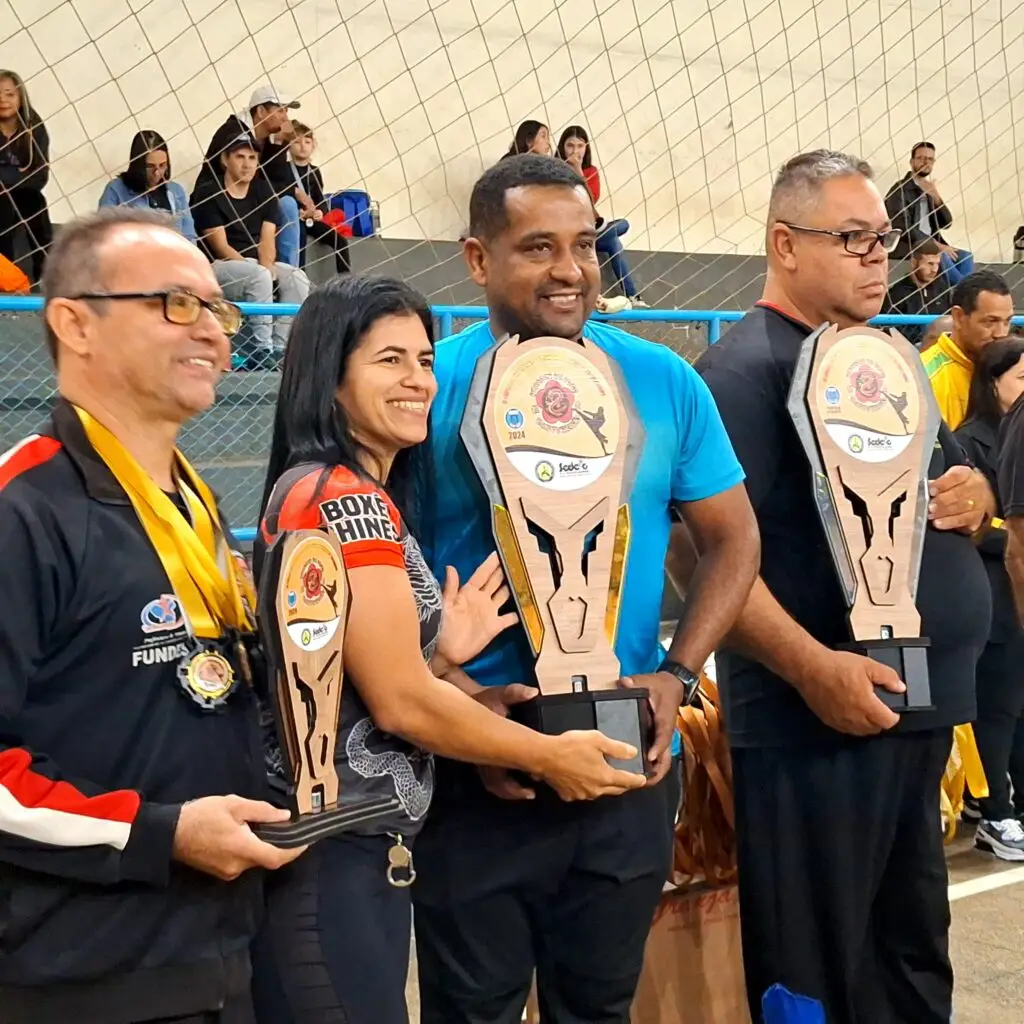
[5,295,1023,542]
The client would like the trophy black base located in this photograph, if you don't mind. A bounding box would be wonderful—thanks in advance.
[510,689,653,776]
[837,637,934,712]
[252,796,403,849]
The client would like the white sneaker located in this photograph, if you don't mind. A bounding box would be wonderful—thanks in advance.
[975,817,1024,860]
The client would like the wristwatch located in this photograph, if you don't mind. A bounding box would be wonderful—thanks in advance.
[657,658,702,708]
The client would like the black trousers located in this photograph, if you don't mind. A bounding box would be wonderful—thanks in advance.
[0,187,52,283]
[733,728,953,1024]
[250,833,412,1024]
[412,761,679,1024]
[299,221,351,275]
[148,993,255,1024]
[972,636,1024,820]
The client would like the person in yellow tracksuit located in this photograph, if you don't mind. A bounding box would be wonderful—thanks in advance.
[922,269,1015,429]
[921,269,1015,837]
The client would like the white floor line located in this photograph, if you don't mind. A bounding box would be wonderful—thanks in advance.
[948,865,1024,902]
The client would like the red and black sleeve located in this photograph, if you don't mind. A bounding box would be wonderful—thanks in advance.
[261,464,405,572]
[0,438,178,888]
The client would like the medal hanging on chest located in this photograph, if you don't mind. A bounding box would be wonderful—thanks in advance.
[73,406,258,714]
[178,639,237,711]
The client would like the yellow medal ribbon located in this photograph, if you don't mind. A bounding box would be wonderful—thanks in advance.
[74,406,252,640]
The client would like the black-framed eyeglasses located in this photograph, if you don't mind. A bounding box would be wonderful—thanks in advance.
[66,288,243,337]
[779,222,902,256]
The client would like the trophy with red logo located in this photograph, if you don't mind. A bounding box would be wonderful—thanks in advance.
[787,323,939,710]
[253,528,400,846]
[460,335,652,775]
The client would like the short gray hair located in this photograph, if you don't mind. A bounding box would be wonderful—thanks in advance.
[41,206,177,364]
[767,149,874,225]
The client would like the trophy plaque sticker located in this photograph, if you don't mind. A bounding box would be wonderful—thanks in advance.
[253,528,400,847]
[461,335,652,775]
[787,324,939,711]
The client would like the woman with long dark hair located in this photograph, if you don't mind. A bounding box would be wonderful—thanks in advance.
[503,118,551,157]
[99,130,197,243]
[250,274,645,1024]
[557,124,647,307]
[0,70,51,284]
[955,334,1024,859]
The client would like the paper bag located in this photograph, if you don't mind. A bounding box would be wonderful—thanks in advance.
[630,885,750,1024]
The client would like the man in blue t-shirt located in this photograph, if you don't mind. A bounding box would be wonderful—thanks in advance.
[413,154,760,1024]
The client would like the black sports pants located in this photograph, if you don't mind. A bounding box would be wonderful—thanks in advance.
[412,761,679,1024]
[250,833,412,1024]
[733,728,954,1024]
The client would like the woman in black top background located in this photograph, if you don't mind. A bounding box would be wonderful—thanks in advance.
[0,70,51,285]
[955,334,1024,859]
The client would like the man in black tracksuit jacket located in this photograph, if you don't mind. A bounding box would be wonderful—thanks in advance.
[0,206,301,1023]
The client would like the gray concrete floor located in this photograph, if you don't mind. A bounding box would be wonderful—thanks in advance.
[947,830,1024,1020]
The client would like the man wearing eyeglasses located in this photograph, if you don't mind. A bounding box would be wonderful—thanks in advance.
[687,151,994,1024]
[0,206,303,1024]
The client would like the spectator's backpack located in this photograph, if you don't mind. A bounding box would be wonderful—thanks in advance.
[330,190,378,237]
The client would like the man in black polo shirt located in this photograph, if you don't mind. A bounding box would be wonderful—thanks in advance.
[0,206,302,1023]
[692,150,994,1024]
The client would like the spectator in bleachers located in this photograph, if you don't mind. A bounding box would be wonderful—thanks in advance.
[196,85,302,266]
[191,134,310,370]
[881,238,949,346]
[558,125,648,308]
[954,335,1024,860]
[923,269,1014,429]
[268,121,351,275]
[0,70,52,286]
[502,119,551,158]
[886,141,974,284]
[98,130,197,244]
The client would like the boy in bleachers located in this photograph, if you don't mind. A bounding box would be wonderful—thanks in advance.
[191,134,310,370]
[270,122,351,276]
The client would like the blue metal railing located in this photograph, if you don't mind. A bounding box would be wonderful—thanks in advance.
[6,295,1022,543]
[4,295,1009,339]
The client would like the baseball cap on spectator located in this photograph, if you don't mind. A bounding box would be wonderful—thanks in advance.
[224,133,258,154]
[248,85,300,110]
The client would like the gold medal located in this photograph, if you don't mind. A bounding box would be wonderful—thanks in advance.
[179,648,236,710]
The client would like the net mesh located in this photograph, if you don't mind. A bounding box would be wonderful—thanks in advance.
[1,0,1024,531]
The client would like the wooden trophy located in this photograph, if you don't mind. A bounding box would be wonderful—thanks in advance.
[786,323,940,711]
[253,528,400,847]
[460,335,652,774]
